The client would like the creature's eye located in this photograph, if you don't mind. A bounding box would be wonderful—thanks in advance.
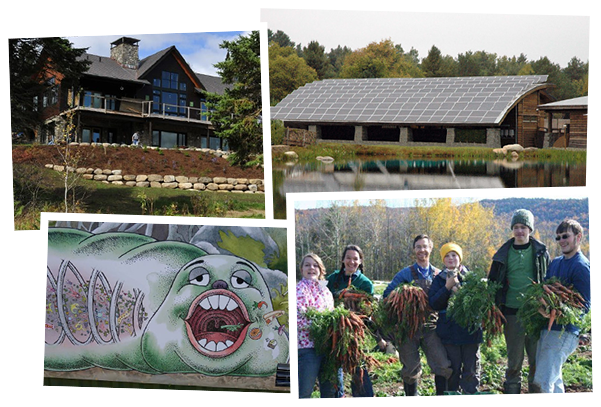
[189,267,210,286]
[231,269,252,289]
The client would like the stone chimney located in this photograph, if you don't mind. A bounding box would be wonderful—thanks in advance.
[110,37,140,69]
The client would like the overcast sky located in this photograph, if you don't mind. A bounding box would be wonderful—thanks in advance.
[261,9,589,68]
[66,32,248,76]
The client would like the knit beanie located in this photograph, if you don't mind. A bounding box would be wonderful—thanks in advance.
[511,209,534,231]
[440,242,463,263]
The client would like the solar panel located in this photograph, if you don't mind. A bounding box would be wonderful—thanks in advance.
[271,76,548,125]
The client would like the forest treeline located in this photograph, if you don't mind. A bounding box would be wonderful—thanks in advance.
[294,198,589,282]
[268,29,588,106]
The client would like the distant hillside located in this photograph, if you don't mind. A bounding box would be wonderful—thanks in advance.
[479,198,588,231]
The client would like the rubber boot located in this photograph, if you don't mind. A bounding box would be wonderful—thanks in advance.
[403,381,418,396]
[503,382,521,394]
[435,375,448,395]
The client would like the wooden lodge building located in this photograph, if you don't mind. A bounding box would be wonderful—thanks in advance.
[538,96,588,149]
[36,37,230,150]
[271,75,558,149]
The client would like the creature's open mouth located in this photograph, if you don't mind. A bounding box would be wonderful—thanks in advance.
[185,289,251,357]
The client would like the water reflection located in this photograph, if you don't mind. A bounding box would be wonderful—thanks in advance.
[273,158,586,219]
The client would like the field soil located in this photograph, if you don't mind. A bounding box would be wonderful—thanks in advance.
[12,145,264,179]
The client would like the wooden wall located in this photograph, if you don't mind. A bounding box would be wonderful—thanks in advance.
[569,112,587,148]
[516,92,543,147]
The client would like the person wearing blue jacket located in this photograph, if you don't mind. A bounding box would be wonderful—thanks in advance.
[383,235,452,396]
[429,243,483,394]
[533,220,590,393]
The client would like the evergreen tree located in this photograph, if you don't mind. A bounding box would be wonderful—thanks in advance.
[9,37,90,138]
[268,29,296,48]
[205,31,262,165]
[302,40,333,79]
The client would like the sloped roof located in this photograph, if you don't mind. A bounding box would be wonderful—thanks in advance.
[196,73,230,95]
[80,52,149,84]
[538,96,587,110]
[80,47,229,96]
[271,75,549,126]
[137,46,173,78]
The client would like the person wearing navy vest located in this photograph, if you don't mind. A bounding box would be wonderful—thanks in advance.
[533,220,590,393]
[383,235,452,396]
[429,243,483,394]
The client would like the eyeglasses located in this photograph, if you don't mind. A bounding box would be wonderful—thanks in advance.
[555,233,572,241]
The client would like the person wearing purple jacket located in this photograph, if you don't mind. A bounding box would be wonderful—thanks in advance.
[533,220,590,393]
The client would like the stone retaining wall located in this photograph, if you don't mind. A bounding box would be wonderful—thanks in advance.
[45,165,264,194]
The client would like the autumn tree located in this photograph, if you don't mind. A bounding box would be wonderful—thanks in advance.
[339,39,423,79]
[269,43,318,105]
[412,198,502,272]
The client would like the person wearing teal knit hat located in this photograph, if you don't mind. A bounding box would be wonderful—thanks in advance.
[488,209,550,393]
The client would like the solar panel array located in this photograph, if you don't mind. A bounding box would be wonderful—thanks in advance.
[271,76,548,125]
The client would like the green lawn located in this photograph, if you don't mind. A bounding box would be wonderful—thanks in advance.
[13,164,265,230]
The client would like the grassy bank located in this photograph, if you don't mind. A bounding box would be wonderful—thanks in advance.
[13,164,265,230]
[275,143,586,164]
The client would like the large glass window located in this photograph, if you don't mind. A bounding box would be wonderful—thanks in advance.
[82,128,91,143]
[162,71,179,90]
[162,92,178,114]
[200,100,209,121]
[83,91,103,108]
[152,130,186,148]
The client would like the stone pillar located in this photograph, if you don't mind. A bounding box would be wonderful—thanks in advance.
[399,127,409,144]
[354,126,364,142]
[309,125,319,140]
[543,132,552,148]
[486,128,501,148]
[446,128,455,145]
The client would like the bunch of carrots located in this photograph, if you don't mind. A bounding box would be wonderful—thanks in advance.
[337,288,375,316]
[447,270,505,345]
[517,278,586,339]
[306,306,372,382]
[375,283,432,342]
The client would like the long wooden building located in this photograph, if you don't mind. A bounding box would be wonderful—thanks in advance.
[271,76,554,148]
[538,96,588,149]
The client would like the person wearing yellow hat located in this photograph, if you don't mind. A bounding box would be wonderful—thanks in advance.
[429,242,483,394]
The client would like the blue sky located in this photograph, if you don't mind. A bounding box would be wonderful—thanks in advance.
[66,31,248,76]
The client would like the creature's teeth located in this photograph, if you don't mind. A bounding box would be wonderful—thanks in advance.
[225,340,234,347]
[226,300,238,311]
[199,338,207,348]
[199,298,211,310]
[208,295,220,310]
[218,295,230,310]
[205,341,217,352]
[216,341,228,352]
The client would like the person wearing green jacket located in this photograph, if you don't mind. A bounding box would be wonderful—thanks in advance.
[326,245,375,397]
[488,209,550,394]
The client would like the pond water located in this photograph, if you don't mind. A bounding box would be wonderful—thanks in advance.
[272,158,586,219]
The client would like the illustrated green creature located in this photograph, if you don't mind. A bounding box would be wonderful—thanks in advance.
[45,228,289,377]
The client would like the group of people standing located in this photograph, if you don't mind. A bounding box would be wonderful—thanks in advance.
[296,209,590,397]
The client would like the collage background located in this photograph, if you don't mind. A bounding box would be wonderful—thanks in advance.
[1,0,597,405]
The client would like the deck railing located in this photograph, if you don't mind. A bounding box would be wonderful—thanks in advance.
[76,94,210,123]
